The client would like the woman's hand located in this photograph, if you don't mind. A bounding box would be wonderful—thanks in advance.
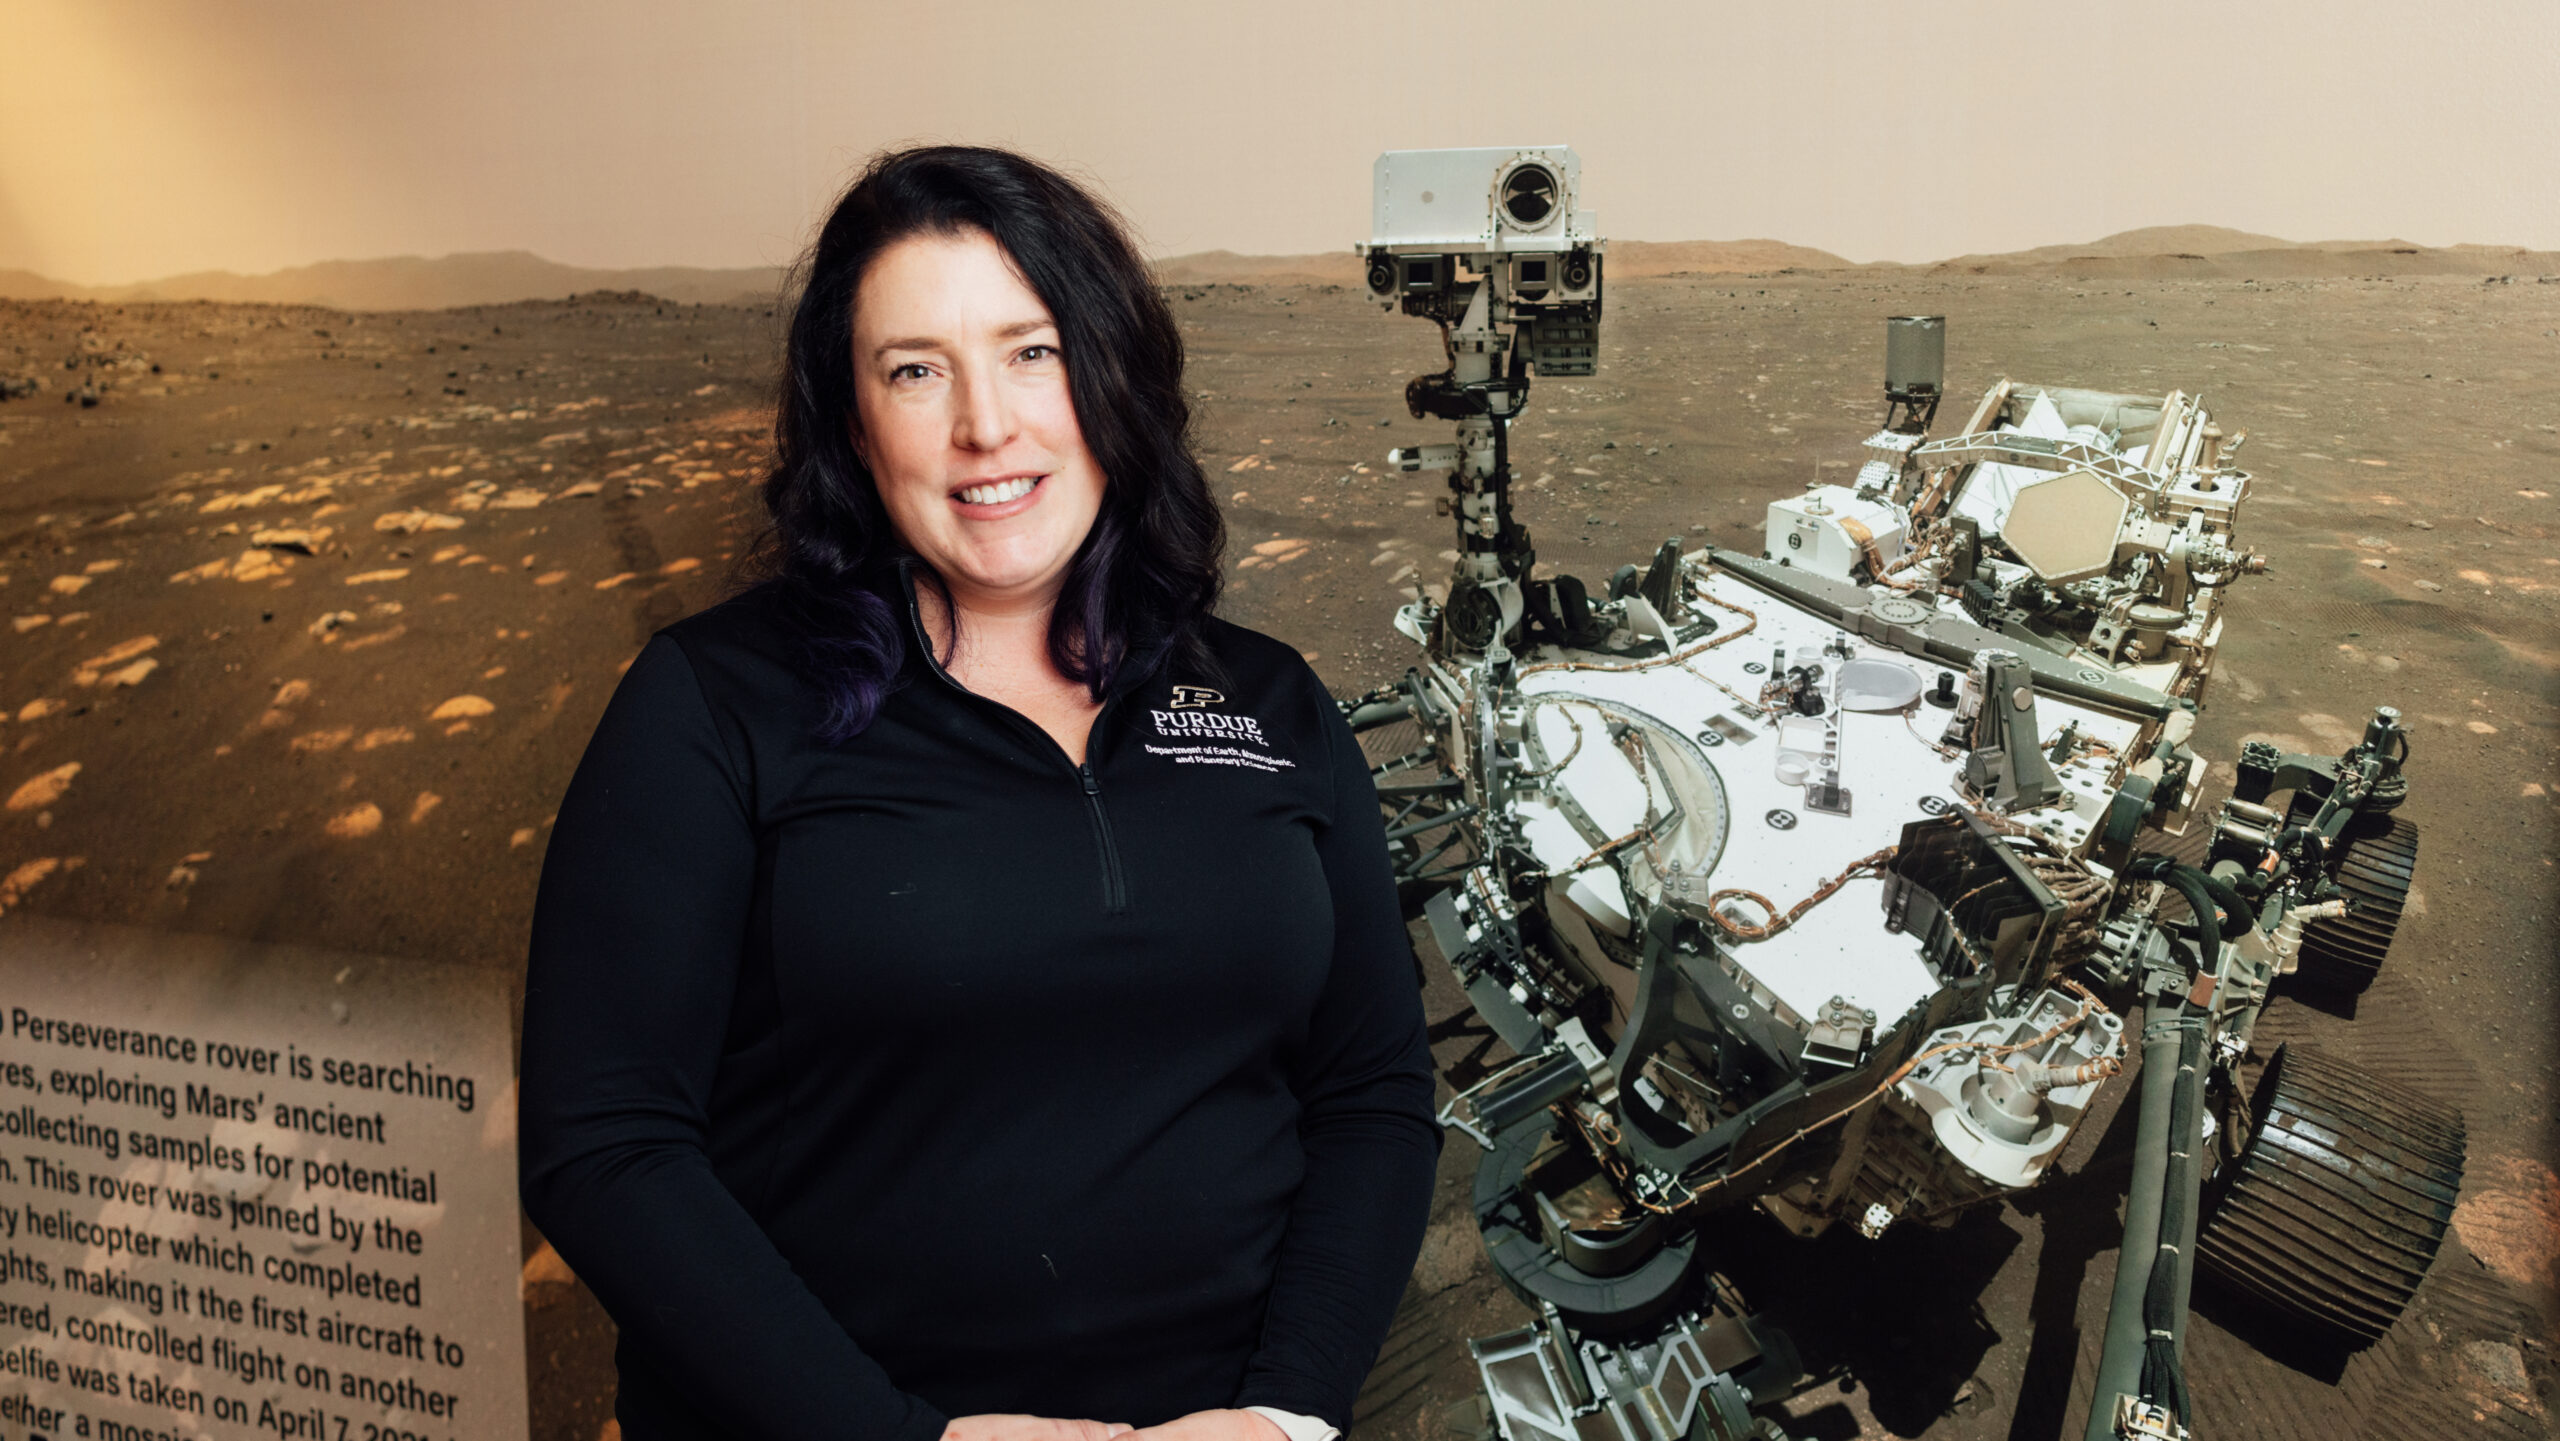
[1124,1410,1291,1441]
[943,1416,1134,1441]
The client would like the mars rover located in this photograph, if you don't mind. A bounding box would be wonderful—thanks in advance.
[1336,149,2463,1441]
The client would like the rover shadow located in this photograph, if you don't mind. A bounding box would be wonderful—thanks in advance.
[1774,1401,1867,1440]
[2000,1084,2146,1441]
[1426,1006,1513,1094]
[2184,1283,2351,1385]
[2268,977,2362,1022]
[1700,1204,2020,1436]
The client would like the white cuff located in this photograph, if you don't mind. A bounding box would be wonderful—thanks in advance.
[1244,1406,1341,1441]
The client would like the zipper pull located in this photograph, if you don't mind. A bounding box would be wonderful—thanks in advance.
[1078,763,1101,796]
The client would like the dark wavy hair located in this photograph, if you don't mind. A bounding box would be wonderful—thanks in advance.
[738,145,1224,744]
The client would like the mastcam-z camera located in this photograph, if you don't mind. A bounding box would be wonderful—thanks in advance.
[1359,147,1603,382]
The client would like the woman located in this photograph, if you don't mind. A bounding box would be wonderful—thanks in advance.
[517,146,1439,1441]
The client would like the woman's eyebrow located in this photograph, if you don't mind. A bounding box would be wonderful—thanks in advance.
[870,318,1056,362]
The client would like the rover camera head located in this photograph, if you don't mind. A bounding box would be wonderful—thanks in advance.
[1358,146,1605,376]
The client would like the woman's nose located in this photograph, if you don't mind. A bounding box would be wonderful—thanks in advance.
[951,365,1017,453]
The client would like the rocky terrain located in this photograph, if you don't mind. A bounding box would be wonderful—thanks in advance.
[0,259,2551,1438]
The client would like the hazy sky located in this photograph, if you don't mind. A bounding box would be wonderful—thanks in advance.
[5,0,2557,286]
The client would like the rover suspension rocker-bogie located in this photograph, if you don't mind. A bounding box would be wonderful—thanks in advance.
[1339,149,2462,1441]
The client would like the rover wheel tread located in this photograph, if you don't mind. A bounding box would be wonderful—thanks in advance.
[2288,806,2419,994]
[2196,1043,2464,1348]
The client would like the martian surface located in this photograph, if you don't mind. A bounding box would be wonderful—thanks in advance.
[1,256,2551,1438]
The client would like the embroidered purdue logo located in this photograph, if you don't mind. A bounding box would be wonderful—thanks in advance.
[1144,694,1292,773]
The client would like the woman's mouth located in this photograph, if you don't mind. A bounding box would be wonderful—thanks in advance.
[954,475,1043,508]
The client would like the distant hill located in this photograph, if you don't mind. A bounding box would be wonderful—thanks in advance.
[1931,225,2303,269]
[0,251,786,310]
[1920,226,2558,280]
[1603,239,1855,275]
[4,228,2550,313]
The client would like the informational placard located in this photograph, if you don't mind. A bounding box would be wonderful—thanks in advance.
[0,916,526,1441]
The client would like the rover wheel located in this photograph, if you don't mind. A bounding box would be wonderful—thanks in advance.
[2196,1043,2464,1348]
[2288,806,2420,995]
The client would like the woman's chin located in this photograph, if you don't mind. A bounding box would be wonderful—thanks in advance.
[930,549,1076,607]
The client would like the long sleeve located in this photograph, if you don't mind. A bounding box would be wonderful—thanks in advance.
[517,633,945,1441]
[1233,678,1442,1428]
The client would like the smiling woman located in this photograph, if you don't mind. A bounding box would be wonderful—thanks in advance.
[516,146,1438,1441]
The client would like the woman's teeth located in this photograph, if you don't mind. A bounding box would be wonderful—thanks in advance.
[957,476,1039,505]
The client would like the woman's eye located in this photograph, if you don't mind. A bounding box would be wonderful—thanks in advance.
[889,363,932,382]
[1018,344,1058,363]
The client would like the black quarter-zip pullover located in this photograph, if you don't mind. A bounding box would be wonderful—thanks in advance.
[518,576,1438,1439]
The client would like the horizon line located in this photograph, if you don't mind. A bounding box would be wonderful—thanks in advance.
[14,223,2559,295]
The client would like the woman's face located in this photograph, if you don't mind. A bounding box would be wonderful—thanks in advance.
[848,227,1107,614]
